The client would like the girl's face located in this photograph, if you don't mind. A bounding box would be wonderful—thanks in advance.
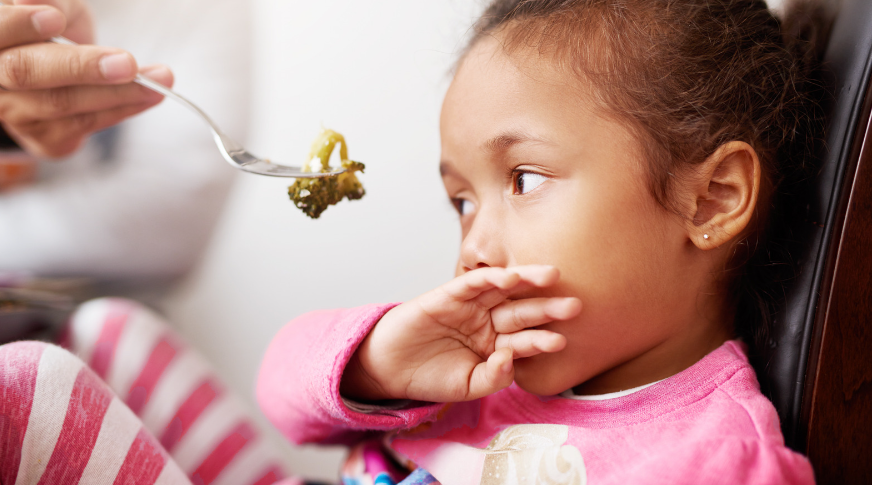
[440,37,730,396]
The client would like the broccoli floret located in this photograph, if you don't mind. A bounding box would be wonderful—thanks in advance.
[336,160,366,201]
[288,129,366,219]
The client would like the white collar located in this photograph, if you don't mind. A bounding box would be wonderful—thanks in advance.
[559,379,664,401]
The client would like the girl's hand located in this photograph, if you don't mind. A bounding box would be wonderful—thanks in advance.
[341,265,581,403]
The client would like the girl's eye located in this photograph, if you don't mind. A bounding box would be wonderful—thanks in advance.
[513,171,547,195]
[452,198,475,216]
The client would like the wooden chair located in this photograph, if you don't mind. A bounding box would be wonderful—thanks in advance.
[756,0,872,482]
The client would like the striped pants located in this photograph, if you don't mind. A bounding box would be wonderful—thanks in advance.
[0,298,305,485]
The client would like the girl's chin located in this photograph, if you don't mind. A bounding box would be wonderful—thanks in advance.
[512,355,584,396]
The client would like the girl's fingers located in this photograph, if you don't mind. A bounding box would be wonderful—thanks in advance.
[474,286,520,310]
[465,347,514,401]
[506,265,561,287]
[494,330,567,359]
[491,297,582,334]
[441,267,521,301]
[443,265,560,303]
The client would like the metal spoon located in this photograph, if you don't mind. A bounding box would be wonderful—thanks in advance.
[51,36,342,178]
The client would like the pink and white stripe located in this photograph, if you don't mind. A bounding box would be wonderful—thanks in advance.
[0,342,191,485]
[0,298,294,485]
[15,342,83,484]
[142,352,215,445]
[67,298,292,485]
[0,340,42,485]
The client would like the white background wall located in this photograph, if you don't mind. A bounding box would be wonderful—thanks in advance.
[162,0,786,480]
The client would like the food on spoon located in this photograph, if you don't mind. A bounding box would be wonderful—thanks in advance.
[288,129,366,219]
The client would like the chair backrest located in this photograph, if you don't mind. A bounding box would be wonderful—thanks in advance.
[756,0,872,479]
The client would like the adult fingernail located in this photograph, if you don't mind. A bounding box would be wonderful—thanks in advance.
[140,65,172,86]
[99,53,136,82]
[32,9,65,36]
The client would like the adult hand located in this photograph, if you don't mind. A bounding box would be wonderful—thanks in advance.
[340,265,582,403]
[0,0,174,158]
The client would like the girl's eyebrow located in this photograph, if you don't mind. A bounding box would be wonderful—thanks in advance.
[439,161,461,179]
[483,131,547,154]
[439,131,550,178]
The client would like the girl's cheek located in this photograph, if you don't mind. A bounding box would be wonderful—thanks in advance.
[512,185,592,265]
[459,219,472,240]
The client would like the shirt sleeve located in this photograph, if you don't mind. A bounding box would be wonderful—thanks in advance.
[256,303,445,446]
[0,0,249,279]
[631,437,816,485]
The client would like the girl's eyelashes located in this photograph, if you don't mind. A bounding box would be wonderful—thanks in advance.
[513,170,548,195]
[451,198,476,216]
[446,168,547,217]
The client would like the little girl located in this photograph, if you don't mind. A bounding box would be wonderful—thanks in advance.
[256,0,822,483]
[0,0,824,484]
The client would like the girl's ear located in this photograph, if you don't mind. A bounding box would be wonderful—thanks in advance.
[684,141,761,250]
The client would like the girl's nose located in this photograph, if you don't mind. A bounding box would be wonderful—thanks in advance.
[458,212,508,272]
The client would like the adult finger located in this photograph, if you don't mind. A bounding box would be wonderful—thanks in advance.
[494,330,567,359]
[0,83,159,123]
[0,65,172,122]
[10,101,158,158]
[0,42,137,90]
[138,64,173,88]
[15,0,76,18]
[491,297,582,334]
[465,347,514,401]
[15,0,85,22]
[0,5,66,47]
[15,0,94,44]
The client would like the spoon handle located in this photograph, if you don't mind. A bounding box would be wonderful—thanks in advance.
[51,35,229,139]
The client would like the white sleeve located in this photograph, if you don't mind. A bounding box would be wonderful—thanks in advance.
[0,0,250,279]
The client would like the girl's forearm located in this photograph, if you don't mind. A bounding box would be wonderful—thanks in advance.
[256,304,442,445]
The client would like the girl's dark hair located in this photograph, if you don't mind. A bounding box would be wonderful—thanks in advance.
[469,0,833,356]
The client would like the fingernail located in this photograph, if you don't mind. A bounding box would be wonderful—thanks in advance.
[32,9,65,36]
[501,361,513,373]
[99,53,135,82]
[140,65,168,76]
[139,65,172,85]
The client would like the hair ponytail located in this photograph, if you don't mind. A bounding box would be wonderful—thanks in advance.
[735,0,836,362]
[783,0,839,70]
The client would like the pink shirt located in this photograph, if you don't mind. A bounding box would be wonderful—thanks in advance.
[257,304,815,484]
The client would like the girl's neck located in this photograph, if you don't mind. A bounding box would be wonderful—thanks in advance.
[572,310,733,396]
